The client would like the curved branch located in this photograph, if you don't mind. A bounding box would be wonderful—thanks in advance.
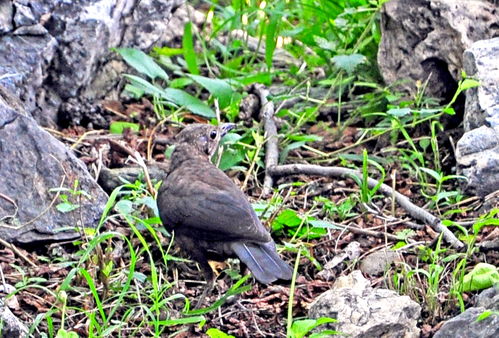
[268,164,465,249]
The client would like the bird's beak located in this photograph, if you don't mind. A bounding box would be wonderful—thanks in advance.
[220,123,236,137]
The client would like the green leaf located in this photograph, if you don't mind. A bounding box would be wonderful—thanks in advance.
[56,202,79,213]
[115,48,168,81]
[115,200,134,215]
[274,209,302,228]
[461,263,499,292]
[206,328,235,338]
[313,35,336,51]
[183,22,199,75]
[233,72,272,86]
[387,107,411,117]
[265,13,279,69]
[109,121,140,134]
[307,220,341,229]
[219,147,245,171]
[332,54,366,73]
[163,88,215,118]
[157,315,206,326]
[170,77,193,89]
[476,310,493,321]
[287,134,323,142]
[188,74,235,109]
[123,74,165,97]
[280,141,306,164]
[442,107,456,115]
[56,329,79,338]
[290,317,337,338]
[153,46,184,57]
[460,78,480,91]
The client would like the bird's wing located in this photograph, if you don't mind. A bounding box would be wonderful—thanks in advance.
[158,162,272,243]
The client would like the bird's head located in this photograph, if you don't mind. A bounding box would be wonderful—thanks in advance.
[174,123,236,159]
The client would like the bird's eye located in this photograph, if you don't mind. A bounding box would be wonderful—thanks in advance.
[209,130,217,140]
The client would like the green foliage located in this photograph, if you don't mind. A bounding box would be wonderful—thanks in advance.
[114,48,169,81]
[206,328,236,338]
[271,208,341,239]
[289,317,339,338]
[50,180,90,214]
[109,121,140,134]
[460,263,499,292]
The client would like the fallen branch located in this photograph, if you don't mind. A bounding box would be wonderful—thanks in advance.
[268,164,465,249]
[98,164,168,192]
[253,84,279,196]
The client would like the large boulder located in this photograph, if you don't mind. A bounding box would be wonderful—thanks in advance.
[456,38,499,196]
[434,286,499,338]
[309,270,421,337]
[0,87,108,243]
[0,0,183,127]
[378,0,499,101]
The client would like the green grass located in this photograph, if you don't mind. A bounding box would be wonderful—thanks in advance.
[12,0,497,336]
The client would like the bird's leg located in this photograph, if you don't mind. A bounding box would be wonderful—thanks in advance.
[193,260,215,309]
[194,275,215,309]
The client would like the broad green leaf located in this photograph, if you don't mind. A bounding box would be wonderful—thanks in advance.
[332,54,366,73]
[56,329,79,338]
[443,107,456,115]
[123,74,165,97]
[183,22,199,75]
[206,328,235,338]
[387,107,411,117]
[419,167,442,182]
[313,35,336,51]
[170,77,193,89]
[460,78,480,91]
[163,88,215,118]
[219,147,245,171]
[290,317,337,338]
[461,263,499,292]
[189,74,235,108]
[109,121,140,134]
[56,202,79,213]
[115,48,168,81]
[274,209,302,228]
[115,200,134,215]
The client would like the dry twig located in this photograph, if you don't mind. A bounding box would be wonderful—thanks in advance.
[253,84,279,195]
[268,164,465,249]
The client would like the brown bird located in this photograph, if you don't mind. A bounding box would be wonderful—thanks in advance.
[157,123,292,304]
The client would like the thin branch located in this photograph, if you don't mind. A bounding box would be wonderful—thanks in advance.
[253,84,278,195]
[268,164,465,249]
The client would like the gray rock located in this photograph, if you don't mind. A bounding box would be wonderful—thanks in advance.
[13,2,36,27]
[378,0,499,100]
[455,126,499,196]
[456,37,499,196]
[463,37,499,131]
[359,249,402,276]
[0,300,28,338]
[309,270,421,337]
[434,286,499,338]
[0,33,58,126]
[0,0,14,33]
[0,88,108,243]
[0,0,183,127]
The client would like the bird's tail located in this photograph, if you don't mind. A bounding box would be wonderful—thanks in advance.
[230,241,293,284]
